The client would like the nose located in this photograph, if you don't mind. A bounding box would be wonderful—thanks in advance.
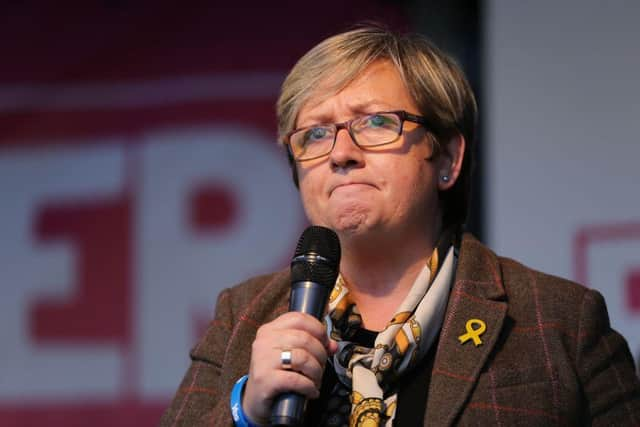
[329,128,365,170]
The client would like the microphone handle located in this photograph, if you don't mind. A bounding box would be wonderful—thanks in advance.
[288,281,329,319]
[270,281,330,426]
[270,393,306,427]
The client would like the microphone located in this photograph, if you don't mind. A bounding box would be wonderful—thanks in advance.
[270,225,341,427]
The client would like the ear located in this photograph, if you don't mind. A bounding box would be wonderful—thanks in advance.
[436,133,465,191]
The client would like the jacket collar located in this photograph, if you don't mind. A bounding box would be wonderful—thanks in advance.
[425,233,507,425]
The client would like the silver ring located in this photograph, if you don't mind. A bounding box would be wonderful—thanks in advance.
[280,349,293,370]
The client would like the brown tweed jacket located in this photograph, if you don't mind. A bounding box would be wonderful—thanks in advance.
[160,234,640,426]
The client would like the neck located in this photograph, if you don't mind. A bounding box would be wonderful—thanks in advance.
[337,225,440,330]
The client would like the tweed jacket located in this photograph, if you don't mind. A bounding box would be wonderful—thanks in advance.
[160,234,640,426]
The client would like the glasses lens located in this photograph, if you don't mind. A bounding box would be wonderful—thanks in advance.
[352,113,402,146]
[290,125,335,160]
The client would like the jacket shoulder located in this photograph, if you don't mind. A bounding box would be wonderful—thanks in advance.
[189,269,290,370]
[498,254,591,305]
[217,269,291,325]
[459,233,597,328]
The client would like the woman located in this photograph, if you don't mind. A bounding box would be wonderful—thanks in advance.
[161,26,640,426]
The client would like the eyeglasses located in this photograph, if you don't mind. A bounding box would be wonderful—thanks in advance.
[283,110,430,162]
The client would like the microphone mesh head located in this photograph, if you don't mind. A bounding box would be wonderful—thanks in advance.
[291,226,341,287]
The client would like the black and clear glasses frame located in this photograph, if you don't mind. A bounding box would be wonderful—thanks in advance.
[283,110,431,162]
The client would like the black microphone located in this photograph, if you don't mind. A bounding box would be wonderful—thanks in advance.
[270,225,341,427]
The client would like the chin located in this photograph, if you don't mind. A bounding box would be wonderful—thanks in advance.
[328,205,374,233]
[333,219,367,235]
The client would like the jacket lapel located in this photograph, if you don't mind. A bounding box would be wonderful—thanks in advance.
[424,234,507,426]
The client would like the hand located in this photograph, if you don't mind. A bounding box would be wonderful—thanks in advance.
[242,312,338,424]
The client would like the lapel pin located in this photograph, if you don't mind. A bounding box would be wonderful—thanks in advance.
[458,319,486,347]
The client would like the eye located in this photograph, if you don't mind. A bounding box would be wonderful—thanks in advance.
[369,114,387,127]
[303,127,331,144]
[364,114,395,129]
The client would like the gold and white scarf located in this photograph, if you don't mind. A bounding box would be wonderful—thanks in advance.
[324,232,457,426]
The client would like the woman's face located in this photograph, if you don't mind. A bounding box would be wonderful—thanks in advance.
[295,60,448,243]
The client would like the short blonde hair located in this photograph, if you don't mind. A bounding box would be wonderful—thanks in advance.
[276,25,478,228]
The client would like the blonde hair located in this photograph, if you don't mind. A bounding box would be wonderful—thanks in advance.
[276,25,478,227]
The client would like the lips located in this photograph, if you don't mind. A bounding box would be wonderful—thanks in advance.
[329,181,375,195]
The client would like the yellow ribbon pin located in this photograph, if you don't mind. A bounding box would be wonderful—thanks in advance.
[458,319,486,347]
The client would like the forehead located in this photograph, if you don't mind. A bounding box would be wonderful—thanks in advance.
[296,60,418,127]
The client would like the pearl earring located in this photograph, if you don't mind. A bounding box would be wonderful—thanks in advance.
[441,175,450,182]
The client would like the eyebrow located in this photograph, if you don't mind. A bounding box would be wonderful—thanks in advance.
[298,101,396,128]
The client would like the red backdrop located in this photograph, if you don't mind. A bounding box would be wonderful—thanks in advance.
[0,3,406,426]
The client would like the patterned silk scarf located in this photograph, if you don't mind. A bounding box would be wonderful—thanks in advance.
[323,231,458,427]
